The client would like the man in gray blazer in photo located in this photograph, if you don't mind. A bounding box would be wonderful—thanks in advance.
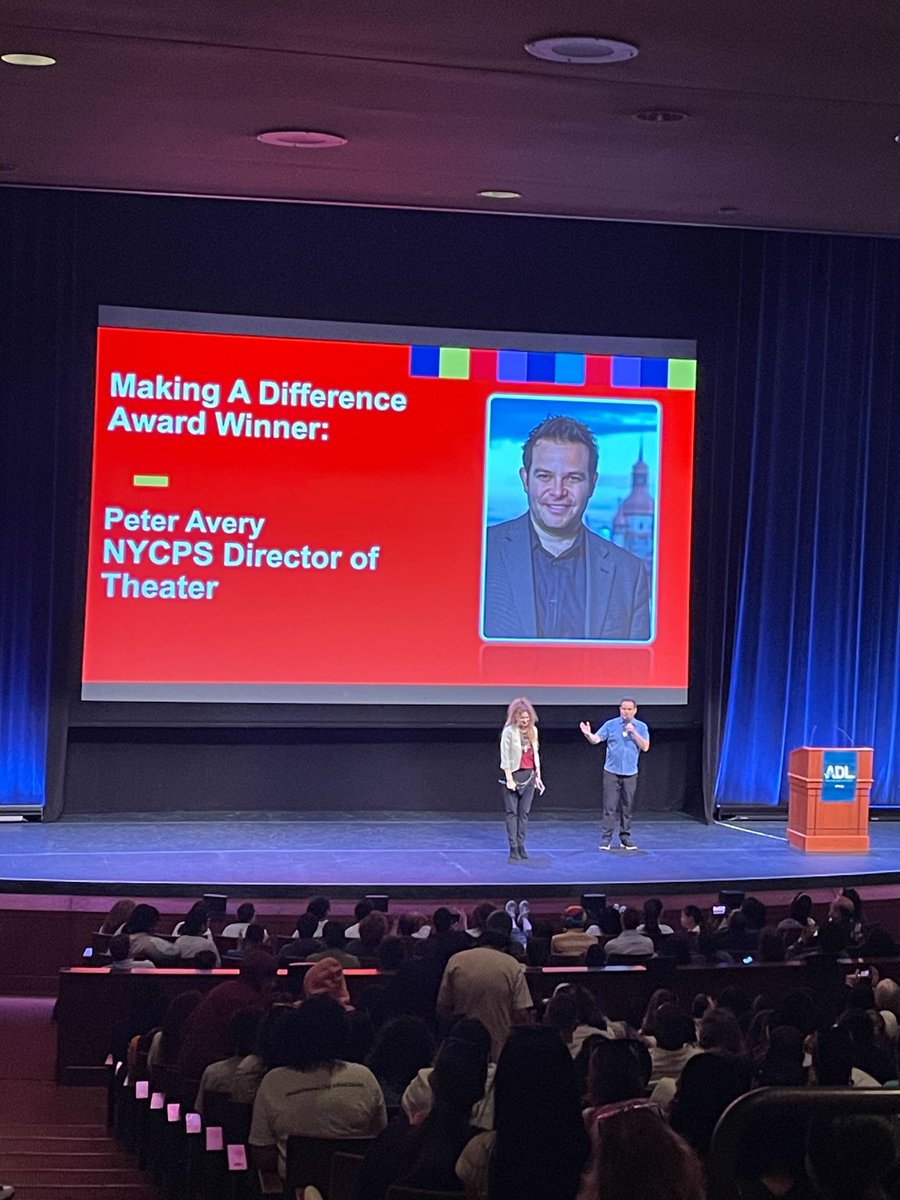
[482,415,650,641]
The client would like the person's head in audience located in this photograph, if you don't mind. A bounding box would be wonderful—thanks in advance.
[254,1003,295,1069]
[366,1015,436,1094]
[699,1007,743,1055]
[321,920,347,950]
[357,910,389,954]
[193,949,218,971]
[680,905,704,934]
[757,927,786,962]
[789,892,813,925]
[228,1007,263,1058]
[740,896,767,930]
[545,985,579,1042]
[397,912,422,938]
[563,906,587,930]
[432,907,459,935]
[858,926,898,958]
[303,956,353,1010]
[654,1004,696,1052]
[642,897,666,936]
[875,978,900,1019]
[828,895,856,926]
[640,989,676,1037]
[716,985,752,1024]
[723,910,755,953]
[669,1051,753,1159]
[158,990,203,1063]
[585,1106,706,1200]
[477,910,511,950]
[306,896,331,923]
[691,993,713,1021]
[280,995,349,1070]
[840,886,864,922]
[771,991,818,1039]
[377,935,406,971]
[180,905,210,938]
[695,930,720,962]
[445,1017,492,1062]
[108,934,133,965]
[756,1024,806,1086]
[620,906,641,931]
[811,1026,854,1085]
[124,903,162,934]
[237,950,277,992]
[353,898,375,924]
[806,1114,897,1200]
[574,986,608,1031]
[584,1038,648,1109]
[490,1025,591,1200]
[294,912,319,941]
[815,919,849,956]
[470,902,497,934]
[100,898,136,935]
[598,905,622,936]
[242,923,268,951]
[429,1032,489,1115]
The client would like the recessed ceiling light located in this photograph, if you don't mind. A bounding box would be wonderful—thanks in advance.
[478,190,522,200]
[1,53,56,67]
[895,134,900,144]
[256,130,347,149]
[632,109,688,123]
[525,36,638,65]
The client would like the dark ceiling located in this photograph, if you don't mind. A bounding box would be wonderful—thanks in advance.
[1,1,899,234]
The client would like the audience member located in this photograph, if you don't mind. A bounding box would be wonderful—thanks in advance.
[603,908,654,958]
[108,932,156,971]
[551,908,598,959]
[437,914,533,1061]
[835,1008,895,1084]
[171,901,214,940]
[698,1007,744,1055]
[178,953,274,1081]
[230,1003,294,1105]
[365,1015,436,1108]
[755,1024,806,1087]
[358,1028,488,1200]
[147,989,203,1078]
[376,936,407,972]
[401,1019,495,1130]
[301,896,331,938]
[805,1113,897,1200]
[467,903,497,940]
[343,898,376,940]
[776,892,816,937]
[756,927,786,962]
[638,897,674,938]
[195,1007,263,1114]
[639,989,677,1040]
[99,898,136,935]
[668,1051,753,1159]
[193,949,219,971]
[124,904,180,964]
[456,1026,590,1200]
[647,1005,700,1084]
[174,906,221,965]
[578,1106,706,1200]
[415,908,470,964]
[221,902,268,941]
[679,905,704,936]
[582,1038,651,1120]
[303,956,354,1010]
[346,910,390,961]
[307,920,361,969]
[248,996,386,1178]
[278,912,322,964]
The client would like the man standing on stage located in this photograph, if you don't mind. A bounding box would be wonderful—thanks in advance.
[580,698,650,851]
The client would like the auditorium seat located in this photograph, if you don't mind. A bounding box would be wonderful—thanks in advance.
[329,1151,365,1200]
[284,1135,375,1199]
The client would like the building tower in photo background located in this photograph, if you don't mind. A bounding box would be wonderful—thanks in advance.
[612,443,654,562]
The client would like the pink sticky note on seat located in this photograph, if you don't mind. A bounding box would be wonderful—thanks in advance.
[206,1126,223,1151]
[135,1081,149,1100]
[226,1144,247,1171]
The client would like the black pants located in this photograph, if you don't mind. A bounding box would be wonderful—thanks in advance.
[602,770,637,843]
[502,769,535,852]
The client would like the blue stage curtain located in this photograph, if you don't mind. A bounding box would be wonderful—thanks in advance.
[712,232,900,807]
[0,193,79,814]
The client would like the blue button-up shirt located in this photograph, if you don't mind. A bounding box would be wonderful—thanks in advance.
[530,524,587,639]
[598,716,649,776]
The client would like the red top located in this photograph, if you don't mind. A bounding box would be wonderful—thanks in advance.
[520,745,535,770]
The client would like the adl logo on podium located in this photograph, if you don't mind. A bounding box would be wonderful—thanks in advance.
[822,750,858,801]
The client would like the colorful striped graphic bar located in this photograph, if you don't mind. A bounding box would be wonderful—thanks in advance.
[409,345,695,389]
[133,474,170,487]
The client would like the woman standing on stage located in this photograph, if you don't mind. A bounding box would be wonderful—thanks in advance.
[500,697,543,863]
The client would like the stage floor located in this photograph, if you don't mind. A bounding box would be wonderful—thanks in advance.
[1,810,898,897]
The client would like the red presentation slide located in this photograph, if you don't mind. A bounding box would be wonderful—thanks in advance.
[82,309,696,703]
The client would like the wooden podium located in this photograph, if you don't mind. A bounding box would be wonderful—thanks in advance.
[787,746,873,852]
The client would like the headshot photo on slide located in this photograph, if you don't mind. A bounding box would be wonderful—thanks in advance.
[481,395,659,643]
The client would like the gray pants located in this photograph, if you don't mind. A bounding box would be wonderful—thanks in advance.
[602,770,637,843]
[503,769,535,852]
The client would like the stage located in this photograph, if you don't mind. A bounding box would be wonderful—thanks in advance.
[1,810,899,898]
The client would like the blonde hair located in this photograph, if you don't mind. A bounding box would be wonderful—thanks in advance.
[504,697,539,744]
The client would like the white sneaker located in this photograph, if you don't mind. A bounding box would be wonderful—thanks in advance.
[0,1185,16,1200]
[599,842,612,851]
